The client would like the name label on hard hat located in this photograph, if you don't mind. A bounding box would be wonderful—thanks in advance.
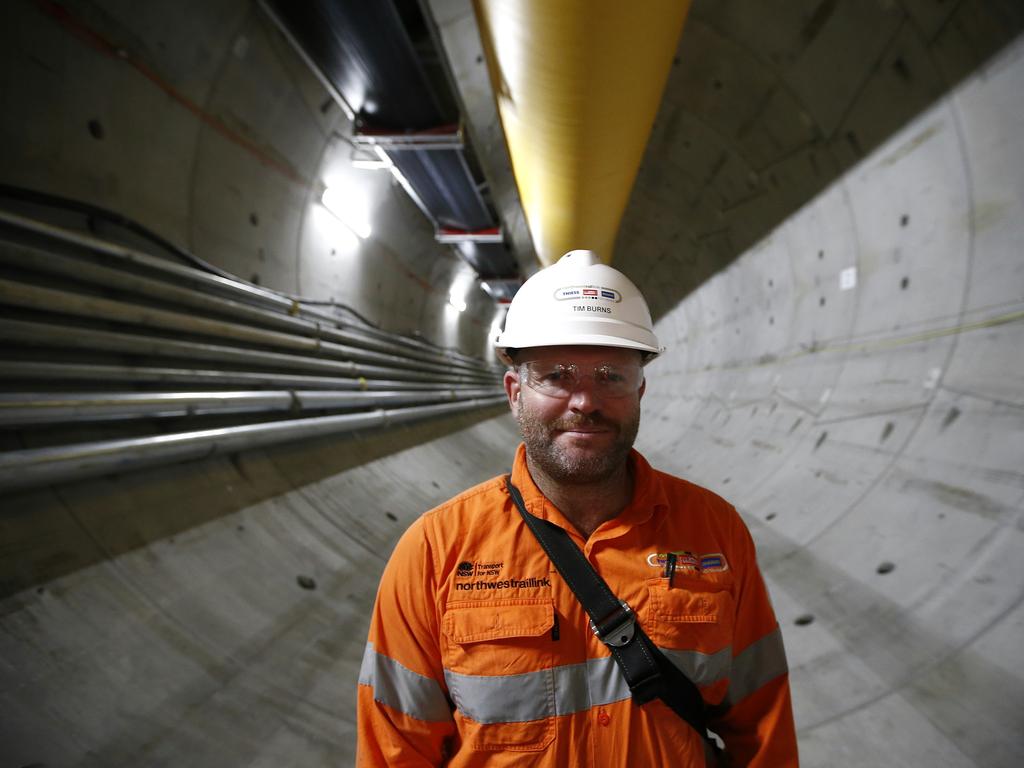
[554,286,622,302]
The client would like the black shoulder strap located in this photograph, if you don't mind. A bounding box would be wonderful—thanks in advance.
[506,477,717,747]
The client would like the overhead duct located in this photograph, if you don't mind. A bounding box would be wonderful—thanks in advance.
[261,0,520,283]
[474,0,691,266]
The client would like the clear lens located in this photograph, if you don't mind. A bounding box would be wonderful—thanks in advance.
[524,361,642,398]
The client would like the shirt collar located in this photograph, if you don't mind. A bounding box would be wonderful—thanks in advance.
[509,443,669,536]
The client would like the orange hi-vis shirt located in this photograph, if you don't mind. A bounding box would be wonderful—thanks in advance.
[358,445,798,767]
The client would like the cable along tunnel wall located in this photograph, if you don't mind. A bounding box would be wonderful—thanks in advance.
[0,210,505,493]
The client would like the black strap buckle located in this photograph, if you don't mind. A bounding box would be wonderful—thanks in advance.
[589,600,636,647]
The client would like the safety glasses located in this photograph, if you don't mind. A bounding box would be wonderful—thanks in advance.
[521,360,643,399]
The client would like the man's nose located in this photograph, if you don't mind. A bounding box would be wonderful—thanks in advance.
[566,376,601,412]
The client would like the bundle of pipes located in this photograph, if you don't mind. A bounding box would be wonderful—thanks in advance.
[0,209,506,493]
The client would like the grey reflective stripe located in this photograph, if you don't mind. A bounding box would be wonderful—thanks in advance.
[554,660,594,715]
[443,645,734,724]
[723,627,789,706]
[583,656,629,709]
[661,644,733,688]
[360,642,453,722]
[444,667,555,724]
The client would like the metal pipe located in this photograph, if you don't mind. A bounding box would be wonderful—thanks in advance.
[0,388,502,425]
[0,209,495,370]
[1,319,498,386]
[0,246,492,375]
[0,362,455,391]
[0,278,496,382]
[0,396,507,492]
[0,208,297,312]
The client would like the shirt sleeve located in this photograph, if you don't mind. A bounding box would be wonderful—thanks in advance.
[710,509,799,766]
[357,514,455,767]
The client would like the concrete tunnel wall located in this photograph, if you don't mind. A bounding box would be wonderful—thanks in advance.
[640,42,1024,764]
[1,3,1023,768]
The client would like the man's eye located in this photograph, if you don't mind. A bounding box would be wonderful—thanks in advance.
[543,370,571,382]
[597,368,626,383]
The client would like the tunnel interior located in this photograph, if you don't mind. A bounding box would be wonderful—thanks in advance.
[1,1,1023,766]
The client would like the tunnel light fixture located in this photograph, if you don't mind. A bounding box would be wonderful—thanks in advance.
[448,290,467,313]
[351,147,392,171]
[436,227,503,244]
[351,158,391,170]
[321,185,371,239]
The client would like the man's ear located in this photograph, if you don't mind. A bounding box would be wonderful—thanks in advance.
[638,377,646,401]
[503,368,521,413]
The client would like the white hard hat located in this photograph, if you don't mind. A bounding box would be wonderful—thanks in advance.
[495,250,663,363]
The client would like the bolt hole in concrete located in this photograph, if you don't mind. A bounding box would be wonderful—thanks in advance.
[942,406,961,429]
[87,119,103,139]
[794,614,815,626]
[297,575,317,590]
[881,421,894,442]
[901,276,910,290]
[818,250,824,259]
[249,212,259,226]
[876,561,896,575]
[385,511,397,521]
[892,56,911,80]
[814,431,828,450]
[819,296,826,306]
[766,513,777,521]
[901,213,910,227]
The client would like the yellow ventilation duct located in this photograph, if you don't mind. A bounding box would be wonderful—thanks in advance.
[474,0,691,267]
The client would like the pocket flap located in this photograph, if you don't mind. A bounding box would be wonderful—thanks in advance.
[648,577,733,623]
[443,598,554,644]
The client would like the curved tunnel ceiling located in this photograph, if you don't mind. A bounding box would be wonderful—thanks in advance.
[1,1,1023,766]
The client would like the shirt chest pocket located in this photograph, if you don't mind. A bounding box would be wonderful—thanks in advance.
[442,598,555,752]
[645,576,735,654]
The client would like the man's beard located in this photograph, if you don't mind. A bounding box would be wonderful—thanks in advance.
[515,403,640,485]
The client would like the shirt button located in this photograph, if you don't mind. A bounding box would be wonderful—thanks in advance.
[597,708,611,727]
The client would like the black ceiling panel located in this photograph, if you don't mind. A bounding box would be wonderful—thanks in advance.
[388,149,493,232]
[454,242,520,281]
[264,0,447,129]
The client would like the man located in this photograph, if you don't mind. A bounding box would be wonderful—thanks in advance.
[358,251,798,766]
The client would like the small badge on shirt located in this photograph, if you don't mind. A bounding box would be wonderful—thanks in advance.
[699,553,728,573]
[646,551,729,573]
